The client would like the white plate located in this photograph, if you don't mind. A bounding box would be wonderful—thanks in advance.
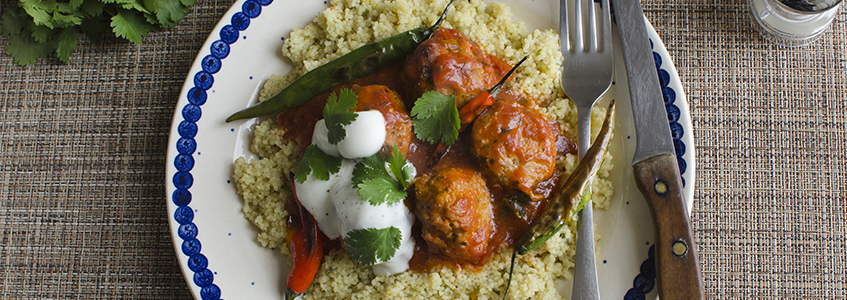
[165,0,695,299]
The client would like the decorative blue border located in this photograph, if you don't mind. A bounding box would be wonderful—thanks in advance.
[622,37,687,300]
[171,0,271,299]
[170,4,688,299]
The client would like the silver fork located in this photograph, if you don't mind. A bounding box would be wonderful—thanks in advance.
[560,0,613,298]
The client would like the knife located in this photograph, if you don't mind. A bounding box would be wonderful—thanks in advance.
[613,0,706,298]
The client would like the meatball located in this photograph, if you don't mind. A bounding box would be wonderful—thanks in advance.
[471,93,558,201]
[414,167,493,263]
[352,85,413,155]
[401,28,513,109]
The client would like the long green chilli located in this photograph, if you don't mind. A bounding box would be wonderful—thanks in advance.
[502,100,616,300]
[226,0,455,122]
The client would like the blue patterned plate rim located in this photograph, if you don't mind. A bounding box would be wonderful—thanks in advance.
[164,1,695,299]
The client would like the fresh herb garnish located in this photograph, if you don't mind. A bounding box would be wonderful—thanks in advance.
[0,0,196,65]
[410,90,460,145]
[386,145,415,190]
[323,88,359,144]
[344,227,402,266]
[352,145,415,206]
[293,144,343,183]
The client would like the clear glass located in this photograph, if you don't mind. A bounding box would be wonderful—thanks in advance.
[749,0,842,46]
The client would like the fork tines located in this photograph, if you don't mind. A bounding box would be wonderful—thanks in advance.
[562,0,612,53]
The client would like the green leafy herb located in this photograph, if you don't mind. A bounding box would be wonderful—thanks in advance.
[352,145,415,206]
[111,8,152,44]
[144,0,193,28]
[386,145,415,190]
[323,88,359,144]
[344,227,402,266]
[0,0,195,65]
[293,145,343,184]
[410,90,460,145]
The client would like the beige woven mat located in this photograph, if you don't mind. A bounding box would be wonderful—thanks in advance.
[1,0,845,298]
[644,0,847,298]
[0,0,237,297]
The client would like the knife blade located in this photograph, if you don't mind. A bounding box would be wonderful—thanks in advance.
[613,0,705,298]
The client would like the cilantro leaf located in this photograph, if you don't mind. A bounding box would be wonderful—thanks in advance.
[21,0,56,29]
[323,88,359,145]
[386,145,414,190]
[0,0,194,65]
[56,27,79,63]
[143,0,190,28]
[1,8,29,36]
[51,3,84,28]
[111,8,151,44]
[29,24,54,43]
[344,227,402,266]
[351,154,384,187]
[357,177,406,206]
[410,90,460,145]
[352,149,415,206]
[70,0,85,10]
[121,1,151,14]
[293,145,343,184]
[5,30,54,66]
[80,0,106,17]
[352,154,405,206]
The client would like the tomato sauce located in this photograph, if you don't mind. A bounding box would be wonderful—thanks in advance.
[277,59,576,273]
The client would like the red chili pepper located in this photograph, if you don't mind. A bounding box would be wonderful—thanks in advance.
[286,175,324,296]
[459,55,527,127]
[430,56,529,164]
[458,90,496,131]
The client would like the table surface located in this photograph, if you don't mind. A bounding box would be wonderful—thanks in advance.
[1,0,845,298]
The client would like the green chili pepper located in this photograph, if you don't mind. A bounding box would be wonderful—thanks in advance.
[226,0,455,122]
[502,100,616,300]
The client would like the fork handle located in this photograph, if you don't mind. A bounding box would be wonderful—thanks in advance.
[572,105,601,300]
[572,204,601,299]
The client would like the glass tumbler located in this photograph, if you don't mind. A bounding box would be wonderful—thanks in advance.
[749,0,842,46]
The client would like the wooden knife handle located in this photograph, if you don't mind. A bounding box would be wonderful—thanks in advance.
[632,153,705,299]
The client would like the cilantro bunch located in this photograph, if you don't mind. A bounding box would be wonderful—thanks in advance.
[0,0,196,65]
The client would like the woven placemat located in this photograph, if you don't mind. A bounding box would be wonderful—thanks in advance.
[0,0,236,298]
[1,0,845,298]
[645,0,847,298]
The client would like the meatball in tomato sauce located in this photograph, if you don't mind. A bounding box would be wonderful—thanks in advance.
[352,85,413,155]
[471,92,558,201]
[414,166,493,263]
[401,28,513,109]
[277,84,412,156]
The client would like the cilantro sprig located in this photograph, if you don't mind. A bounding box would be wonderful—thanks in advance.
[410,90,460,145]
[1,0,196,65]
[352,145,415,206]
[386,146,415,190]
[323,88,359,144]
[293,145,343,183]
[344,227,402,266]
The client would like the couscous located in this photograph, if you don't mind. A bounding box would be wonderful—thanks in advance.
[232,0,614,298]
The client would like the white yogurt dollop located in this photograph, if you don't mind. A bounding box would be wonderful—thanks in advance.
[329,163,415,276]
[337,110,386,159]
[297,109,413,275]
[293,159,356,240]
[311,110,386,159]
[311,120,340,157]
